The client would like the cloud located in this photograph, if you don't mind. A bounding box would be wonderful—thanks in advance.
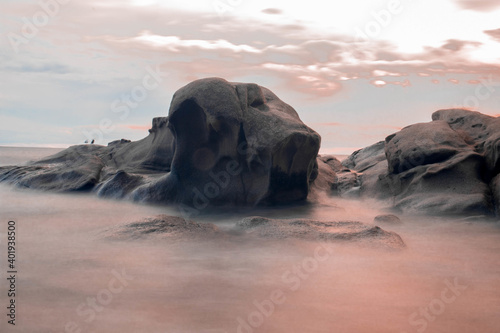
[3,0,500,149]
[484,28,500,42]
[5,2,496,96]
[455,0,500,11]
[76,24,500,98]
[262,8,282,15]
[441,39,481,52]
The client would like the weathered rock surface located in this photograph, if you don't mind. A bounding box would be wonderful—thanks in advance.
[320,109,500,217]
[0,78,320,208]
[102,214,406,249]
[103,215,220,240]
[236,216,406,249]
[132,78,320,207]
[0,119,170,198]
[318,155,360,197]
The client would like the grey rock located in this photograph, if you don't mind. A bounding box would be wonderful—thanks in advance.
[103,215,220,240]
[385,121,472,174]
[319,155,346,173]
[130,78,321,207]
[0,78,320,208]
[492,174,500,216]
[0,145,106,191]
[313,155,361,197]
[236,216,406,249]
[309,157,337,198]
[338,109,499,216]
[343,141,386,172]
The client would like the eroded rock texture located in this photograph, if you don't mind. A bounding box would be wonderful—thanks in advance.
[237,216,406,249]
[0,78,320,208]
[101,214,406,249]
[103,215,220,240]
[318,109,500,217]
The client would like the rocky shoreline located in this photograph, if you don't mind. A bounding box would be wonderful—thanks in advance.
[1,78,499,218]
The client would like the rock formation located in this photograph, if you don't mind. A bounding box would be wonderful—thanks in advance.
[318,109,500,217]
[236,216,406,249]
[101,214,406,249]
[2,76,498,219]
[103,215,220,240]
[0,78,320,209]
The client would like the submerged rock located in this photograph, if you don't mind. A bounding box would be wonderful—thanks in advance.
[102,214,406,250]
[0,78,320,208]
[103,215,220,240]
[236,216,406,249]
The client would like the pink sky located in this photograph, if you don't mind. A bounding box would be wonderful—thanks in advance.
[1,0,500,153]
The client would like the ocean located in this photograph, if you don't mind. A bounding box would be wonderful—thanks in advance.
[0,147,499,333]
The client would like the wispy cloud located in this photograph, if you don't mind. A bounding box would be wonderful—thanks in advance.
[262,8,282,15]
[455,0,500,11]
[1,0,500,150]
[484,28,500,42]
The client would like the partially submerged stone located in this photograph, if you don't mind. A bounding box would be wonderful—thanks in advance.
[103,215,220,240]
[236,216,406,249]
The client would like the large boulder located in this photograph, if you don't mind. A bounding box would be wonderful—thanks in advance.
[131,78,320,207]
[324,109,499,217]
[0,78,320,209]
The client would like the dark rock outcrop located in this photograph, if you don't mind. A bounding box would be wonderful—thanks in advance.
[321,109,500,217]
[317,155,360,197]
[132,78,320,207]
[0,118,172,198]
[0,78,320,208]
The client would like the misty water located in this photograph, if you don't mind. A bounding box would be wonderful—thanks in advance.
[1,147,500,333]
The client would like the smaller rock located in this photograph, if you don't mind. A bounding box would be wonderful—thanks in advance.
[237,216,405,249]
[319,155,346,173]
[374,214,402,225]
[103,215,220,240]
